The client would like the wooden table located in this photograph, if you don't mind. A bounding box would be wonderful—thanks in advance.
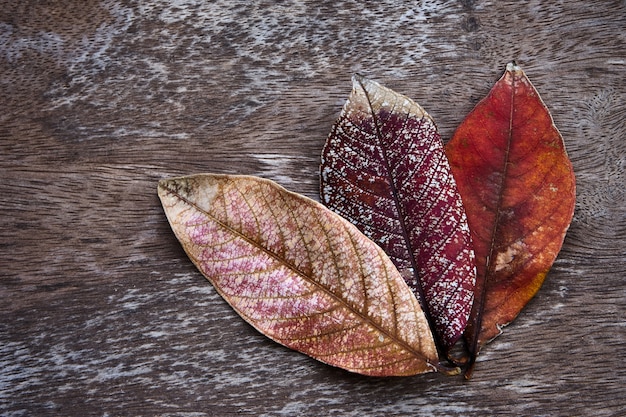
[2,1,624,415]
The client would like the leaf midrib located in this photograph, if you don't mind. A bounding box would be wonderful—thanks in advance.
[469,70,517,360]
[356,78,443,355]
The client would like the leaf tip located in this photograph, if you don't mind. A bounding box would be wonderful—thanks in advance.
[157,177,171,194]
[157,174,221,214]
[157,178,174,202]
[351,73,370,96]
[505,61,523,74]
[158,177,189,201]
[352,73,365,84]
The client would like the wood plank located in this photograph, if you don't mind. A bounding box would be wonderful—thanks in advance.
[1,1,624,415]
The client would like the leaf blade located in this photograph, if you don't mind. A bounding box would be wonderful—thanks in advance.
[320,76,476,353]
[445,63,576,373]
[158,174,438,376]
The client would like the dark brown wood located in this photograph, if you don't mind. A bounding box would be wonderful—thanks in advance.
[1,1,624,415]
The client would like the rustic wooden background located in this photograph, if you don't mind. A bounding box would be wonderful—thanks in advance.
[1,1,624,416]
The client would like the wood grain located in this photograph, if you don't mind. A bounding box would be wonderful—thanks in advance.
[1,1,624,415]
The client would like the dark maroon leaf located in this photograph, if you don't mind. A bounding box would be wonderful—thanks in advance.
[320,76,476,354]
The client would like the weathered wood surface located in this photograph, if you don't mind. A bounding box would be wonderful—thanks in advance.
[1,1,624,415]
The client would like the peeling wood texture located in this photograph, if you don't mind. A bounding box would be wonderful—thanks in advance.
[1,1,624,416]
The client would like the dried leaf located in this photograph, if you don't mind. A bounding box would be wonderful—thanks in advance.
[320,76,476,354]
[445,63,576,375]
[158,174,439,376]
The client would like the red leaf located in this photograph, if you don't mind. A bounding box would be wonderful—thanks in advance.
[445,63,576,376]
[158,174,439,376]
[320,76,476,354]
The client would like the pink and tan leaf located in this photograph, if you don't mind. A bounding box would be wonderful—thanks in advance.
[158,174,440,376]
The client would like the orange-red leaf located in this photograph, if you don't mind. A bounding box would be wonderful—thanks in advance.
[320,76,476,354]
[158,174,438,376]
[445,63,576,374]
